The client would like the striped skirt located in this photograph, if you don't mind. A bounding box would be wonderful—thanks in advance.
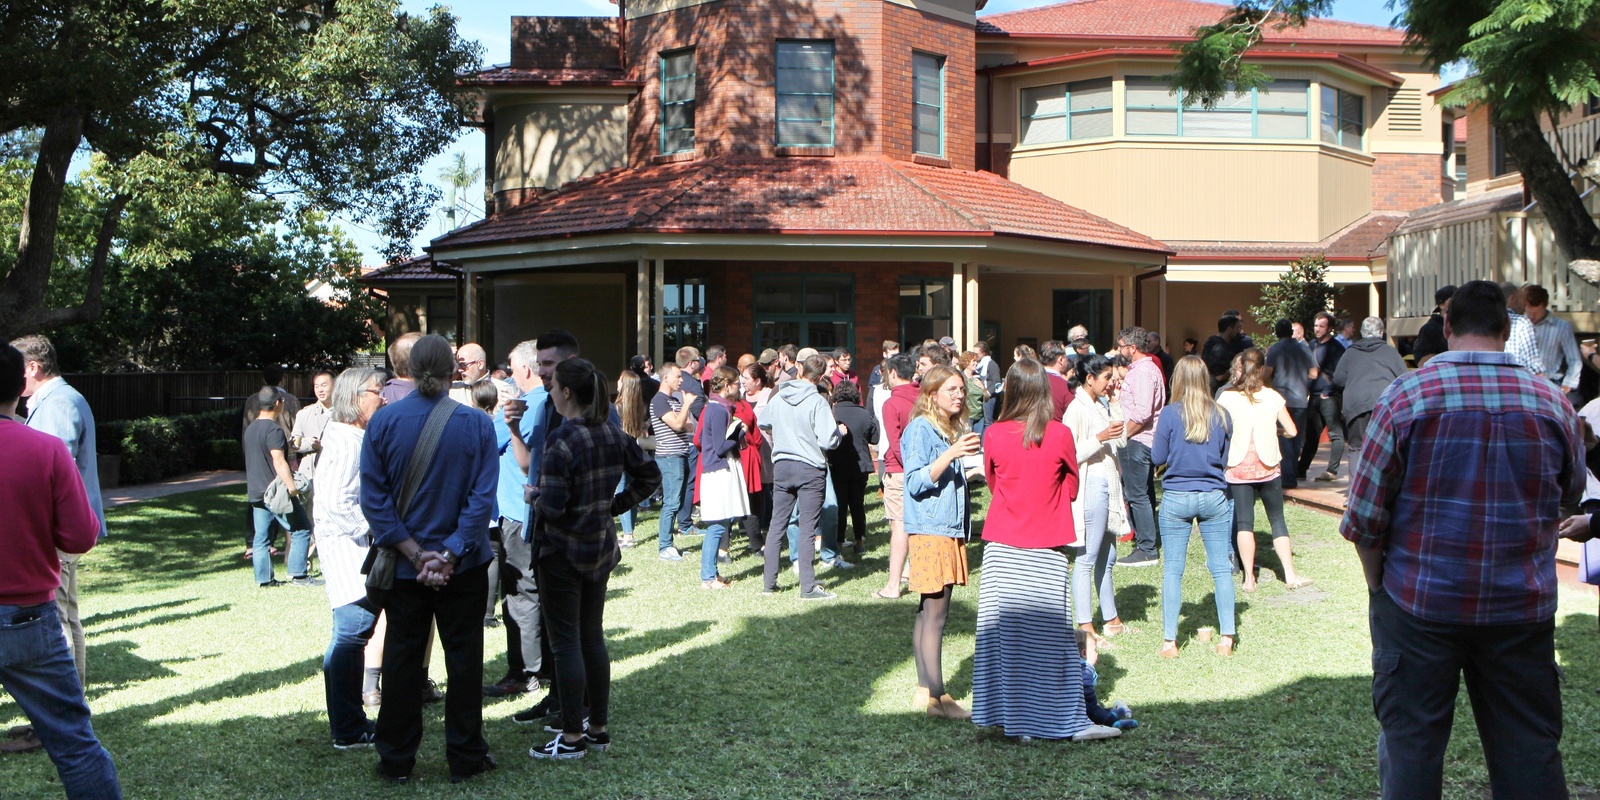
[970,542,1089,739]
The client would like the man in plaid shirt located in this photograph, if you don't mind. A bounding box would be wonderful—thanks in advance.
[1341,280,1583,800]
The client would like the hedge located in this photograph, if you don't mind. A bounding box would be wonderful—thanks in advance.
[98,409,240,485]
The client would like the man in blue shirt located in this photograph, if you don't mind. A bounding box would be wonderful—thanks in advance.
[11,335,104,686]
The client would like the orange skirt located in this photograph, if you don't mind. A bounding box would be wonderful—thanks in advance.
[908,535,969,594]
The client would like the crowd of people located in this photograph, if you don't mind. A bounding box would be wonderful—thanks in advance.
[6,274,1600,796]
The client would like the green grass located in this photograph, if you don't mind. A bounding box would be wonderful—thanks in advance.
[5,482,1600,799]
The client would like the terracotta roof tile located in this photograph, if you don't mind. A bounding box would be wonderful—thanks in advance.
[430,157,1172,256]
[978,0,1407,45]
[1167,212,1408,261]
[460,66,638,87]
[361,256,456,282]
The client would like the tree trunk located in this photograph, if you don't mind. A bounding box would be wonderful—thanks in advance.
[0,109,84,339]
[1496,114,1600,286]
[32,192,130,331]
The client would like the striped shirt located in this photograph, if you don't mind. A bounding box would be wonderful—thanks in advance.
[650,392,693,456]
[1531,311,1582,390]
[1340,350,1584,626]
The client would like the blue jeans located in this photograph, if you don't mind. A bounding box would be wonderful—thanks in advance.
[1158,489,1236,641]
[0,602,120,799]
[657,452,691,551]
[1072,472,1118,626]
[251,500,311,584]
[787,463,839,563]
[678,445,700,531]
[616,475,634,535]
[324,599,378,741]
[702,520,730,581]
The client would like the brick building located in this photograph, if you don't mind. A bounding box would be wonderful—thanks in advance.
[424,0,1452,371]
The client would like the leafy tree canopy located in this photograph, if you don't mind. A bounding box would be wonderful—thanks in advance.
[1250,254,1344,334]
[0,0,481,338]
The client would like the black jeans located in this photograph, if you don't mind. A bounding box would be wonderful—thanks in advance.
[765,460,825,592]
[1119,440,1159,556]
[536,553,611,735]
[1297,393,1345,476]
[832,468,869,543]
[1280,406,1308,489]
[373,562,490,778]
[1368,589,1565,800]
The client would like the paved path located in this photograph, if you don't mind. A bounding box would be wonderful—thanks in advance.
[104,470,244,507]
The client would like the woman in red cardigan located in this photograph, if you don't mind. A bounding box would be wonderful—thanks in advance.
[970,358,1120,742]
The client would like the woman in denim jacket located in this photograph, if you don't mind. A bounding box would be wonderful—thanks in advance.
[901,364,981,719]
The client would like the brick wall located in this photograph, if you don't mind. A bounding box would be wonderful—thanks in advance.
[512,17,621,70]
[1372,152,1443,211]
[623,1,975,167]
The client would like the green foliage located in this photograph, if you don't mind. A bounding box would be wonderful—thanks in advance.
[1172,1,1335,105]
[1250,254,1344,331]
[98,410,239,484]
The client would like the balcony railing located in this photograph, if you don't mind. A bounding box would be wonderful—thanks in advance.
[1547,115,1600,171]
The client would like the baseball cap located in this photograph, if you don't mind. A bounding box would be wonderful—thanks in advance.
[758,348,778,365]
[938,336,956,347]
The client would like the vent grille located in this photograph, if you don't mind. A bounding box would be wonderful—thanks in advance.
[1388,88,1424,133]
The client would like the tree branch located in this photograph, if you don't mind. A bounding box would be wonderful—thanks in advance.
[31,192,130,329]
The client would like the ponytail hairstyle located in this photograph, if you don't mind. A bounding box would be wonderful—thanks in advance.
[409,334,455,398]
[1234,347,1267,402]
[554,358,611,425]
[708,365,741,398]
[1069,353,1112,391]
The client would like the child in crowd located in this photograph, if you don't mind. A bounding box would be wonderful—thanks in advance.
[1075,630,1138,731]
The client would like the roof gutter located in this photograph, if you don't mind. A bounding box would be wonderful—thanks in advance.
[978,48,1403,87]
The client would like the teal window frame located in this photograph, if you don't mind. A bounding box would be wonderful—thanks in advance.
[776,41,836,148]
[753,273,855,352]
[660,49,696,155]
[656,278,708,353]
[1125,77,1310,139]
[1319,86,1365,149]
[912,52,945,157]
[899,277,952,347]
[1020,77,1113,145]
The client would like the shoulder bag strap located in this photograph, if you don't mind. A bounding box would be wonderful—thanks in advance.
[396,397,460,520]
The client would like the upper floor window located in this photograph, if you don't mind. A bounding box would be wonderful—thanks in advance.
[1493,129,1520,177]
[1320,86,1365,149]
[777,41,835,147]
[1587,96,1600,117]
[1125,77,1309,139]
[660,49,696,155]
[1020,78,1112,145]
[913,53,945,156]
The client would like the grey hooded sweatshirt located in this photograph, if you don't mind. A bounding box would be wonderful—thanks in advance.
[765,379,842,469]
[1333,337,1409,422]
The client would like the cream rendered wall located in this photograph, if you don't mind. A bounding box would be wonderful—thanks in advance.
[492,101,630,194]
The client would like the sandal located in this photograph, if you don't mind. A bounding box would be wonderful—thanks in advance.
[1157,641,1179,659]
[701,577,733,590]
[1102,621,1137,637]
[1215,637,1235,657]
[1285,577,1314,590]
[870,588,900,600]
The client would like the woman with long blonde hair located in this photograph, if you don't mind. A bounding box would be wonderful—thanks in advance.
[1216,349,1306,592]
[614,369,651,548]
[900,364,980,718]
[1151,356,1236,658]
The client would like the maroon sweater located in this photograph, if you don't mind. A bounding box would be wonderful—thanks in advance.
[0,417,99,606]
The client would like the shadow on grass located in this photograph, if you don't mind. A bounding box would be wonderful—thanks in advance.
[82,598,198,627]
[94,605,231,636]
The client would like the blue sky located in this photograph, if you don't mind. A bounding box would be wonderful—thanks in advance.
[353,0,1409,263]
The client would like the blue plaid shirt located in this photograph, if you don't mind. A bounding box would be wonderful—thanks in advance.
[1340,350,1584,625]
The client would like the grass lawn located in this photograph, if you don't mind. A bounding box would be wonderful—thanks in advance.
[5,481,1600,799]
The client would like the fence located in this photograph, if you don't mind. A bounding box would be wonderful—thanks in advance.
[60,371,319,423]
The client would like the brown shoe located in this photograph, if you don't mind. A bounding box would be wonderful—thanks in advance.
[1158,641,1179,658]
[1215,637,1235,657]
[0,731,42,754]
[912,686,931,712]
[935,694,971,721]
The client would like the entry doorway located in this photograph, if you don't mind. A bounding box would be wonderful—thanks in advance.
[1053,289,1114,352]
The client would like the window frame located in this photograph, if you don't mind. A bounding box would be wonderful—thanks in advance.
[912,52,946,157]
[1319,85,1366,150]
[1019,77,1114,146]
[775,40,836,148]
[659,48,697,156]
[1124,77,1310,140]
[899,277,953,348]
[655,277,709,354]
[753,272,855,352]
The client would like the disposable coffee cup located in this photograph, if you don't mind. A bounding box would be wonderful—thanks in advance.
[505,399,528,418]
[1197,627,1214,643]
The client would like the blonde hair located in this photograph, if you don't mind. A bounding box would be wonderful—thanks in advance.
[912,365,968,443]
[1171,356,1227,444]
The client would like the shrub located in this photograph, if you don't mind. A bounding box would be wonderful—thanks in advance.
[97,409,241,484]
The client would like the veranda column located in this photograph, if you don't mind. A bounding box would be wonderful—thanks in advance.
[461,266,477,344]
[636,258,650,358]
[1369,282,1381,322]
[964,266,980,350]
[652,258,666,369]
[951,262,966,348]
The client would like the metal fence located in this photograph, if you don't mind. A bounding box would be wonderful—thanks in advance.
[59,371,317,422]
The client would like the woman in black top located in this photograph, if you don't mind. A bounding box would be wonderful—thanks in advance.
[829,380,879,553]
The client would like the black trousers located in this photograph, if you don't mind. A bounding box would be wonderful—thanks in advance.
[536,553,611,735]
[1297,393,1345,476]
[1279,406,1308,489]
[765,461,825,592]
[373,563,490,778]
[1368,589,1565,800]
[832,468,869,542]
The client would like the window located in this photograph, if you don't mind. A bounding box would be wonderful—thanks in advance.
[1125,77,1309,138]
[1320,86,1365,149]
[754,273,853,351]
[426,296,458,344]
[1020,78,1112,145]
[1052,290,1113,352]
[776,41,835,147]
[657,278,708,354]
[899,277,952,347]
[913,53,945,156]
[660,49,696,155]
[1587,96,1600,117]
[1493,130,1520,177]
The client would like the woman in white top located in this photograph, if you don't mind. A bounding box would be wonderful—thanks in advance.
[1063,354,1133,648]
[1214,349,1307,592]
[312,367,386,749]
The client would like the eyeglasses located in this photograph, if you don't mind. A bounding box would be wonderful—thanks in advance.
[361,388,382,396]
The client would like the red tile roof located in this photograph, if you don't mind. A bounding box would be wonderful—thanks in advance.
[510,17,619,70]
[361,256,458,282]
[460,66,639,88]
[1166,212,1408,262]
[430,156,1172,256]
[979,0,1408,45]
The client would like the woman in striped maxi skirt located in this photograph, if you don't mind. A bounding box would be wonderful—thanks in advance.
[971,358,1120,741]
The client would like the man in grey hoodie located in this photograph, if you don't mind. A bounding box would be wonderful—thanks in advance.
[762,354,844,600]
[1333,316,1409,473]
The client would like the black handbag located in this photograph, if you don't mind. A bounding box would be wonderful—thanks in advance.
[363,397,460,593]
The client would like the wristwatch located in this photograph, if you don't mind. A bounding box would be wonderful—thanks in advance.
[443,549,461,569]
